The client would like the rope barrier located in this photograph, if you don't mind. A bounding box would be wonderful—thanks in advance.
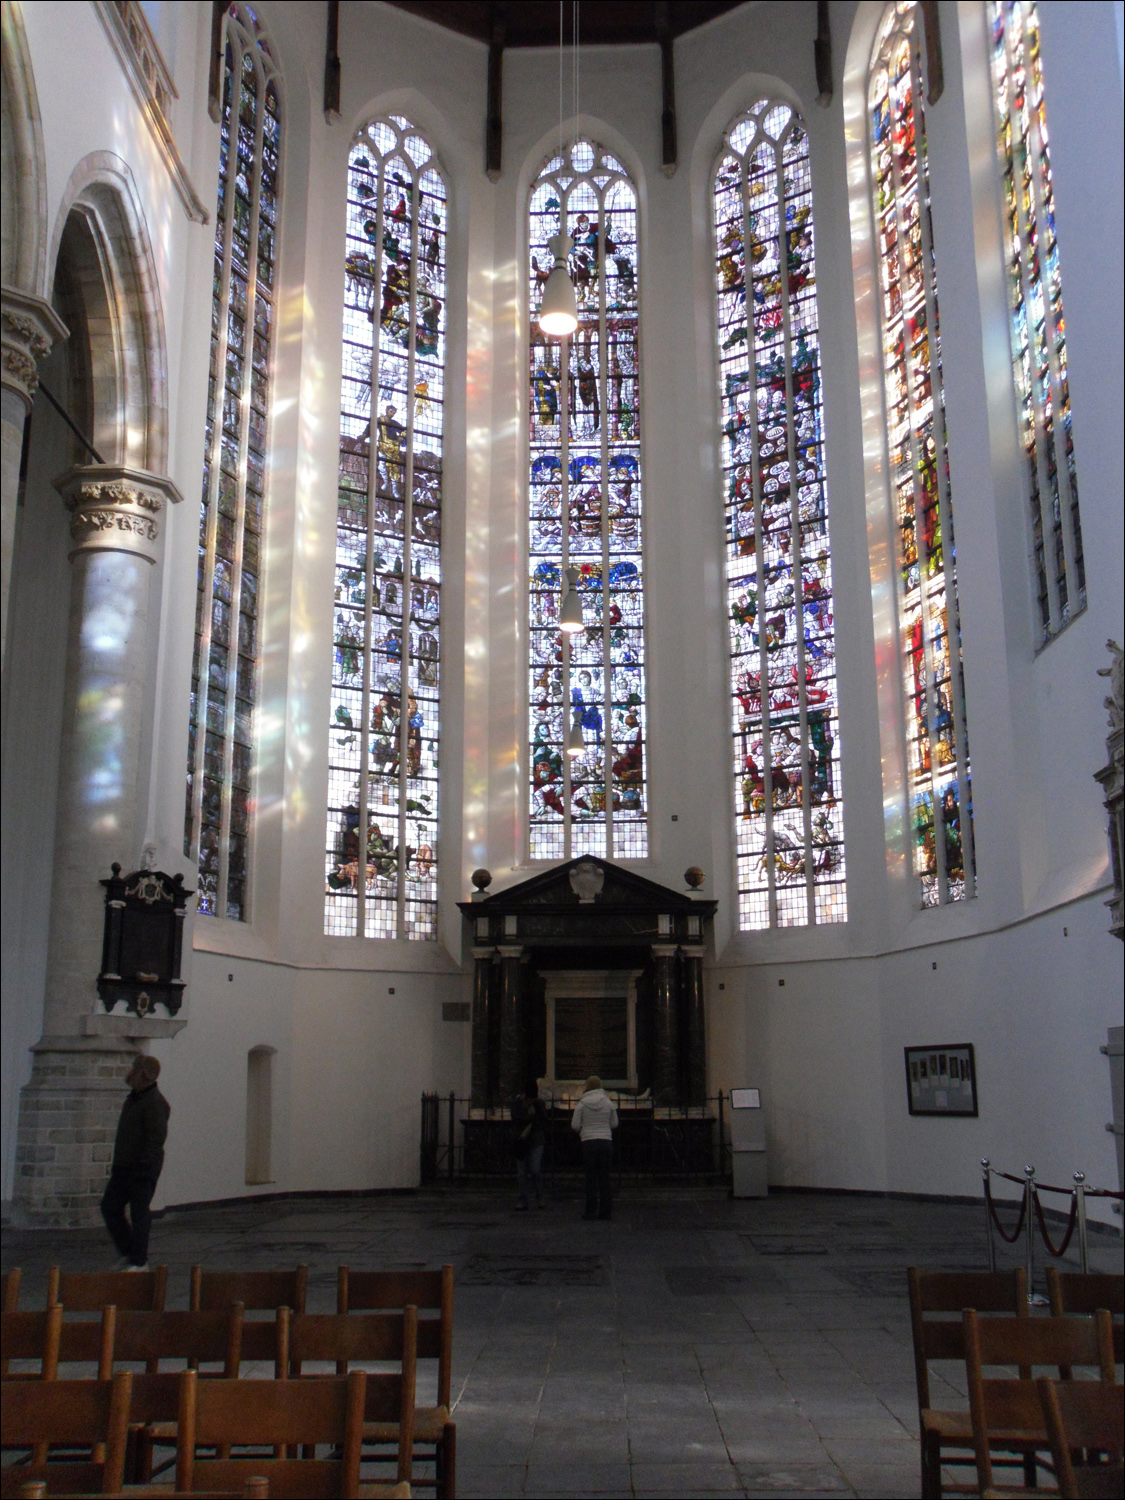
[1032,1186,1079,1258]
[984,1170,1027,1243]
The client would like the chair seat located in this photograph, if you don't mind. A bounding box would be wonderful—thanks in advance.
[357,1484,412,1499]
[923,1408,1044,1450]
[363,1403,451,1444]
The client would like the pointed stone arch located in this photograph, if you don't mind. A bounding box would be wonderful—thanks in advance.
[1,0,48,296]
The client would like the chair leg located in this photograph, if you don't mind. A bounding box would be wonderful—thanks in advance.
[921,1431,942,1500]
[439,1421,456,1500]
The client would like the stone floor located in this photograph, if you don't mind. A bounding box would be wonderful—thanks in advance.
[2,1182,1122,1498]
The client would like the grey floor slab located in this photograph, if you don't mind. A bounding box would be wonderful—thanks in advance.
[4,1181,1121,1498]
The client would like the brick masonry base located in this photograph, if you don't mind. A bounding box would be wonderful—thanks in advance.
[14,1039,138,1226]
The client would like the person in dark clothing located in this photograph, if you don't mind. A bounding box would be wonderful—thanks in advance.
[512,1083,548,1210]
[100,1054,170,1269]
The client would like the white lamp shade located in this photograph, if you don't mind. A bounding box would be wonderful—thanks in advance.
[566,720,584,756]
[560,565,584,632]
[539,264,578,337]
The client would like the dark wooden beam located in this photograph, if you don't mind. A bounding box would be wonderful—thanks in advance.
[324,0,342,119]
[920,0,944,104]
[814,0,832,107]
[486,9,504,180]
[656,2,677,177]
[207,0,226,123]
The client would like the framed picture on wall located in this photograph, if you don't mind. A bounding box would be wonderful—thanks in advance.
[904,1043,977,1117]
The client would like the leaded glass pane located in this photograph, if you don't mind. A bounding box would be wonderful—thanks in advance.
[869,0,975,907]
[528,141,647,861]
[324,117,446,941]
[715,100,847,931]
[988,1,1084,645]
[184,3,279,921]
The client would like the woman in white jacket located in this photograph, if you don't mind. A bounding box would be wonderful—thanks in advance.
[571,1076,618,1220]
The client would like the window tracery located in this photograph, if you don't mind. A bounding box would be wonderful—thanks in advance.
[988,0,1084,644]
[324,115,445,940]
[714,99,846,930]
[528,140,647,861]
[184,2,279,921]
[869,0,975,906]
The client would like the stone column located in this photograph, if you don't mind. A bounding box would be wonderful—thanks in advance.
[13,464,185,1225]
[682,946,707,1107]
[470,947,494,1108]
[651,944,679,1105]
[497,945,524,1106]
[1,286,69,670]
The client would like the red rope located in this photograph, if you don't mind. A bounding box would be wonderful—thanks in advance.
[994,1169,1028,1186]
[1085,1187,1125,1200]
[1032,1186,1078,1258]
[985,1173,1027,1243]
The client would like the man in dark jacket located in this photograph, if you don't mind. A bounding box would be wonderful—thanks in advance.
[100,1054,170,1269]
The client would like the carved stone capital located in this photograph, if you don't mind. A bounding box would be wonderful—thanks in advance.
[53,464,184,564]
[1,285,69,410]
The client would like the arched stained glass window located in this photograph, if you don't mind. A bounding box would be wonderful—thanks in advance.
[184,3,280,920]
[324,116,445,941]
[528,140,647,861]
[715,100,846,930]
[988,1,1084,644]
[869,1,975,907]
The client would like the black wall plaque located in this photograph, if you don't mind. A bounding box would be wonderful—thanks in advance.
[98,863,193,1017]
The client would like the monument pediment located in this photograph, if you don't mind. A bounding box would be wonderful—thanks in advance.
[459,856,713,914]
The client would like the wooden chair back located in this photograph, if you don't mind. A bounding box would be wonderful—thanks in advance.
[283,1307,417,1481]
[2,1268,20,1311]
[0,1371,132,1496]
[175,1366,367,1498]
[907,1266,1028,1413]
[191,1267,307,1366]
[963,1308,1116,1494]
[1,1306,62,1380]
[338,1264,452,1411]
[1046,1269,1125,1365]
[113,1304,245,1375]
[47,1265,167,1312]
[56,1303,117,1379]
[1037,1375,1125,1500]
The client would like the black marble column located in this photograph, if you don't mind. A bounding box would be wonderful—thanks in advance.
[651,944,679,1104]
[682,947,706,1106]
[470,947,494,1107]
[497,945,524,1105]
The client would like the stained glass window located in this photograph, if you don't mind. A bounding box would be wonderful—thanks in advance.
[869,1,975,907]
[989,0,1084,644]
[528,140,647,861]
[323,116,445,940]
[715,101,846,930]
[184,3,279,920]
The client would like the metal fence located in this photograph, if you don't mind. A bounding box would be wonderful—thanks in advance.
[421,1092,732,1186]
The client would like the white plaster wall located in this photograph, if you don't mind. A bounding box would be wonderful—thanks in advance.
[3,0,1121,1208]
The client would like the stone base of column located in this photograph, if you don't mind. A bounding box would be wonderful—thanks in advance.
[13,1038,139,1226]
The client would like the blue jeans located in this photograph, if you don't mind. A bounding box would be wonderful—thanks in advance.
[582,1138,613,1218]
[517,1142,544,1205]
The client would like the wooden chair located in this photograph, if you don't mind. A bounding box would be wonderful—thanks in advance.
[112,1305,245,1481]
[1036,1375,1124,1500]
[3,1268,20,1311]
[282,1307,417,1489]
[1046,1270,1125,1366]
[907,1267,1029,1499]
[191,1267,308,1367]
[338,1265,454,1499]
[1,1306,62,1381]
[0,1370,132,1496]
[963,1307,1116,1498]
[56,1304,117,1380]
[174,1366,410,1498]
[47,1265,167,1312]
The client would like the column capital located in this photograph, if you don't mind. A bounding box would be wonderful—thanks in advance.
[650,943,679,959]
[497,944,524,959]
[53,464,184,564]
[1,285,69,410]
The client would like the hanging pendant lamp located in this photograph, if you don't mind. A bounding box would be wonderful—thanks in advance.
[559,564,584,632]
[539,233,578,337]
[566,717,585,757]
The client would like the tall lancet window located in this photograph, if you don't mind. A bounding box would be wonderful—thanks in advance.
[185,3,280,921]
[989,1,1084,644]
[870,1,975,907]
[324,117,445,941]
[715,100,847,930]
[528,140,647,861]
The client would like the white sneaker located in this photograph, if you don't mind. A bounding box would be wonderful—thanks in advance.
[123,1263,149,1273]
